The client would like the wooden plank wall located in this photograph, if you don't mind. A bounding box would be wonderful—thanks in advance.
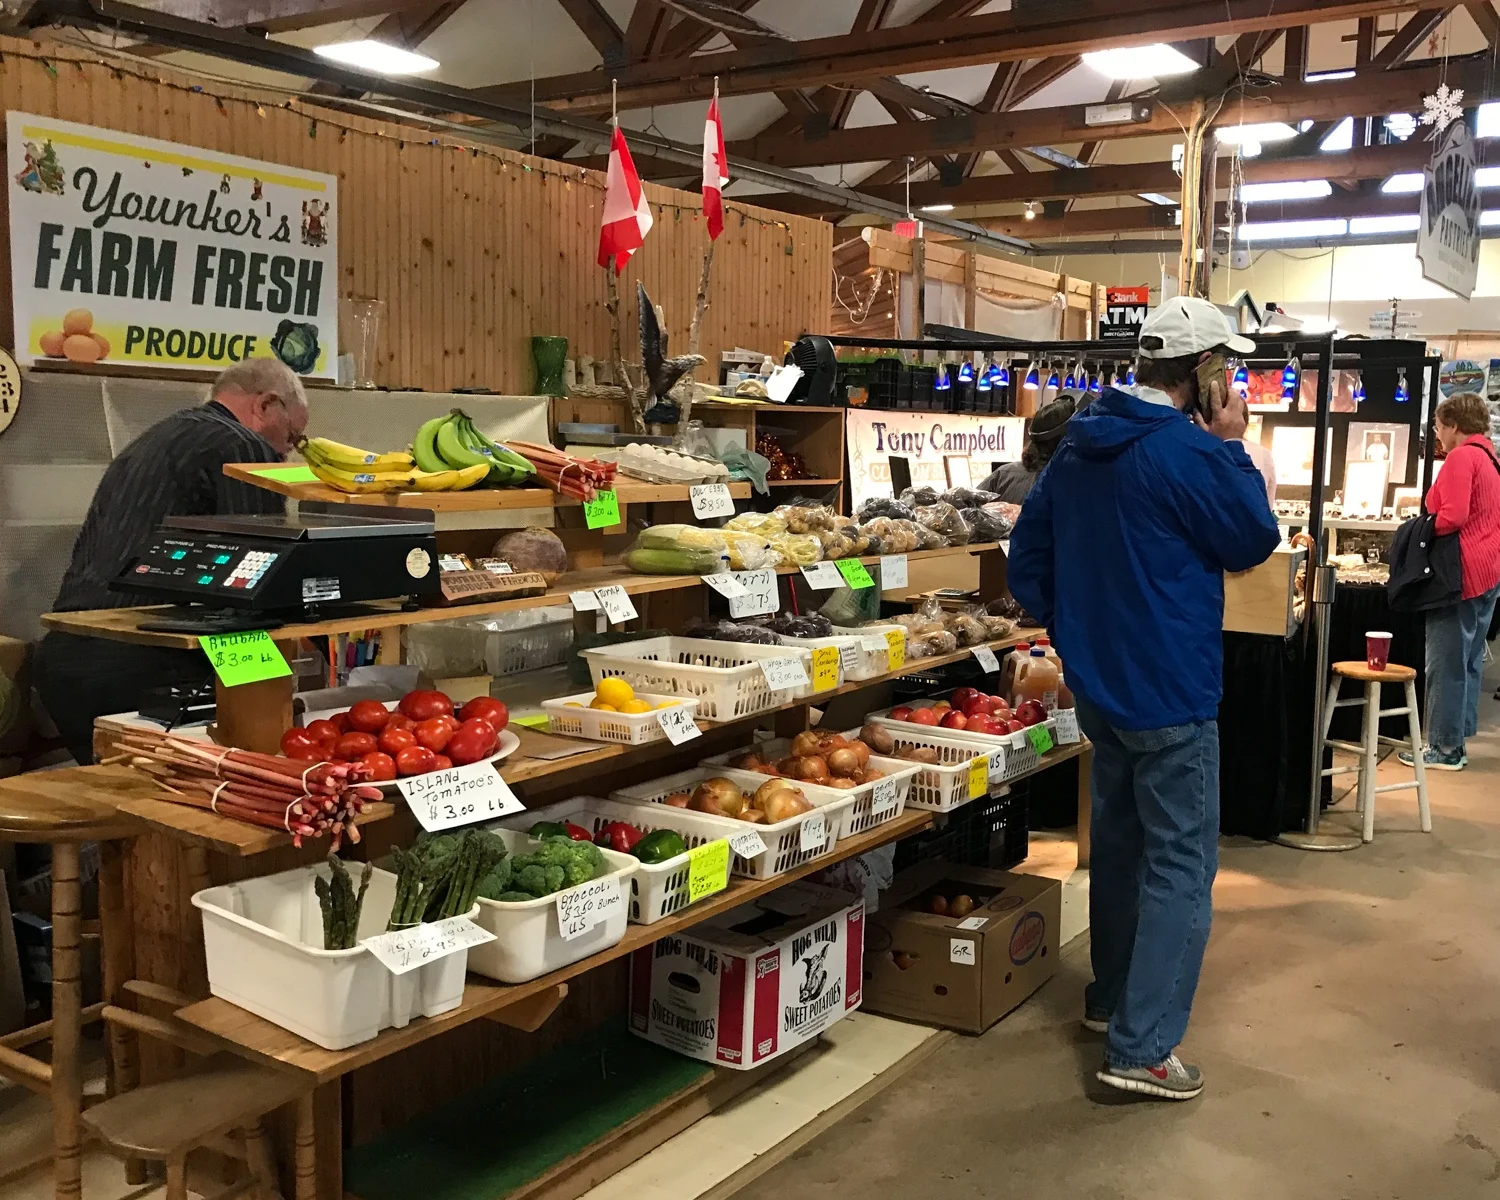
[0,36,833,392]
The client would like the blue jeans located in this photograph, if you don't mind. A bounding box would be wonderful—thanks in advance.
[1075,695,1220,1069]
[1425,581,1500,755]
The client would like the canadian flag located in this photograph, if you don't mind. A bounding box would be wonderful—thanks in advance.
[597,125,653,271]
[702,94,728,240]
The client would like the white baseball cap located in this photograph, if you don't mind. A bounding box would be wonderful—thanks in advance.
[1137,295,1255,359]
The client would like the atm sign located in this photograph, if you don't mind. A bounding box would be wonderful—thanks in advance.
[1100,286,1150,343]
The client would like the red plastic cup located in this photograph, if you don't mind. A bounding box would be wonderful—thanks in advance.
[1366,631,1393,672]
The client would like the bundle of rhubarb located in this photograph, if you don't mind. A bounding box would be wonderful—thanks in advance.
[503,440,617,502]
[112,730,382,850]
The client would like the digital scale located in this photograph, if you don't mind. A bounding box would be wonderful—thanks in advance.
[113,503,440,630]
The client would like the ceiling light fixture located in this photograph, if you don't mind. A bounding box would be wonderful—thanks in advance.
[1479,101,1500,138]
[1281,358,1300,401]
[1217,123,1299,146]
[312,39,439,75]
[1232,362,1249,394]
[1023,202,1038,220]
[920,203,955,213]
[1381,173,1424,193]
[1239,180,1334,203]
[1046,365,1061,390]
[1384,113,1417,141]
[934,363,951,392]
[1395,368,1409,403]
[1237,218,1349,241]
[1349,214,1421,235]
[1023,364,1040,391]
[1306,69,1357,82]
[1082,43,1201,79]
[977,359,993,392]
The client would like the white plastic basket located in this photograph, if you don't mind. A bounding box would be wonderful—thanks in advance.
[580,637,816,721]
[829,623,908,675]
[868,703,1060,784]
[484,607,575,676]
[494,797,730,925]
[609,767,856,881]
[460,827,638,984]
[191,864,476,1051]
[541,692,699,746]
[853,725,994,814]
[773,633,859,686]
[699,738,919,837]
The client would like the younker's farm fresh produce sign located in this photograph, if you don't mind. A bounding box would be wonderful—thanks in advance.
[7,113,337,376]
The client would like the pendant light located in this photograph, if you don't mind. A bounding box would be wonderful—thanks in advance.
[1280,356,1300,401]
[957,359,975,385]
[935,361,951,392]
[986,358,1008,389]
[1232,361,1249,395]
[1125,360,1136,386]
[1088,372,1102,394]
[1351,373,1365,404]
[1395,367,1410,403]
[1046,363,1061,390]
[977,357,993,392]
[1023,362,1040,391]
[1064,363,1077,389]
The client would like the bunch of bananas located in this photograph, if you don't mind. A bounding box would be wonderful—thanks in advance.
[300,437,490,494]
[415,411,538,487]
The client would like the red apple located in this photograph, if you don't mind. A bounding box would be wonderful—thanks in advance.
[951,687,980,710]
[890,706,914,721]
[1016,700,1047,727]
[1007,719,1026,733]
[989,696,1011,715]
[967,713,1001,735]
[940,710,969,730]
[910,707,941,727]
[931,700,951,711]
[961,695,992,719]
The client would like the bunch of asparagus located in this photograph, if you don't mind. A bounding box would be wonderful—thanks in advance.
[386,829,507,930]
[315,855,372,950]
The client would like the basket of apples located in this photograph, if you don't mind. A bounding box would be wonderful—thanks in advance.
[278,690,518,792]
[871,688,1057,783]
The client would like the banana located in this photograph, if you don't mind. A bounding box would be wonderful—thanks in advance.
[454,413,536,486]
[448,463,491,490]
[410,468,461,491]
[304,436,413,472]
[412,417,452,474]
[308,463,417,494]
[435,417,493,472]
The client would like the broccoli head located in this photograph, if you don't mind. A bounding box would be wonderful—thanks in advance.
[475,856,513,900]
[491,891,537,904]
[500,836,609,898]
[510,861,566,897]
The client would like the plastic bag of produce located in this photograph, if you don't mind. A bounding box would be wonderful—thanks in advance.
[971,604,1016,641]
[725,510,786,537]
[913,502,972,546]
[983,499,1022,526]
[769,532,822,565]
[898,485,941,508]
[858,517,923,555]
[624,524,728,575]
[768,612,833,638]
[684,617,780,644]
[818,515,875,560]
[942,486,1000,508]
[721,530,780,570]
[490,528,569,583]
[774,502,839,534]
[856,496,915,522]
[960,506,1012,542]
[943,607,989,647]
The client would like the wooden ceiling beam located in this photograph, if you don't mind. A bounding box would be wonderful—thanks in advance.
[556,0,625,60]
[657,0,763,56]
[747,141,1440,215]
[1372,7,1451,65]
[1283,25,1308,77]
[240,0,444,33]
[478,0,1415,113]
[730,57,1491,168]
[1467,0,1500,44]
[624,0,672,61]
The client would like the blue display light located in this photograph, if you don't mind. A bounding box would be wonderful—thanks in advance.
[977,362,992,392]
[997,362,1011,388]
[1351,374,1365,404]
[1064,366,1077,389]
[1046,366,1061,390]
[1280,358,1299,401]
[1395,368,1409,403]
[1023,364,1040,391]
[935,363,951,391]
[958,360,975,384]
[1125,363,1136,386]
[1089,373,1102,394]
[1232,362,1249,394]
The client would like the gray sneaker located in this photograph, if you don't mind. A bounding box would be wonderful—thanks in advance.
[1081,1013,1110,1034]
[1097,1055,1203,1100]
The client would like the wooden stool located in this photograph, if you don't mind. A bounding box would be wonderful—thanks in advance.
[0,782,141,1200]
[84,1000,303,1200]
[1322,662,1432,843]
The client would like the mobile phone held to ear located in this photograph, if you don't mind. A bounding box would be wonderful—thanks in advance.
[1188,353,1228,425]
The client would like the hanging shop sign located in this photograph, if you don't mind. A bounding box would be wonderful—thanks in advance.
[845,409,1024,509]
[7,113,338,376]
[1417,120,1482,301]
[1098,286,1150,343]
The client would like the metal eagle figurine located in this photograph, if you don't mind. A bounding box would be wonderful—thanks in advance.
[637,282,705,423]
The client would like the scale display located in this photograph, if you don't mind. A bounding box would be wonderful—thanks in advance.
[128,536,284,599]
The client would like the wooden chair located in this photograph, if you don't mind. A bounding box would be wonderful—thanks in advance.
[84,996,304,1200]
[0,783,140,1200]
[1322,661,1432,843]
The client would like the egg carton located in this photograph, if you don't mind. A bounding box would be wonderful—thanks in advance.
[596,443,731,485]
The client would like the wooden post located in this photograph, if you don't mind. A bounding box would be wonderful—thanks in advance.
[50,842,83,1200]
[604,271,645,433]
[293,1093,316,1200]
[98,839,146,1183]
[963,249,977,331]
[911,237,926,339]
[213,644,296,754]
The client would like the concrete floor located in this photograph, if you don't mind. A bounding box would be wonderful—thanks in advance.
[737,671,1500,1200]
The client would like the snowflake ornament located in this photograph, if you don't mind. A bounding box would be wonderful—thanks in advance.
[1420,84,1465,132]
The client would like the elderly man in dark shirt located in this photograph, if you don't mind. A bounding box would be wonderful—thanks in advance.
[37,359,308,762]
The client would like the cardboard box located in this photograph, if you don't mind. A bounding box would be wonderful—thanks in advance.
[628,882,864,1070]
[862,863,1060,1034]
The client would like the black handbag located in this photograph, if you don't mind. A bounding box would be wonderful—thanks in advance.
[1388,444,1500,612]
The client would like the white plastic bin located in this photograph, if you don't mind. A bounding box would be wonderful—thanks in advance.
[463,827,638,983]
[579,637,816,721]
[540,692,699,746]
[830,623,908,675]
[868,703,1060,784]
[191,864,475,1051]
[852,725,994,813]
[495,797,730,924]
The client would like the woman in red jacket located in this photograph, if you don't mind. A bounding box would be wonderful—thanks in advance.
[1400,392,1500,771]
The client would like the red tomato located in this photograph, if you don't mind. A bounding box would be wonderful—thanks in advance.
[279,729,321,760]
[459,696,509,732]
[336,732,379,760]
[384,712,415,733]
[305,718,341,746]
[444,724,492,766]
[399,689,453,721]
[358,751,397,782]
[378,726,416,755]
[435,714,460,735]
[413,718,453,753]
[430,754,453,771]
[460,717,499,755]
[395,745,437,777]
[330,712,352,734]
[347,700,391,734]
[889,706,914,721]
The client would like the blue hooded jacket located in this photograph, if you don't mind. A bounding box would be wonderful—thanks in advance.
[1007,386,1281,731]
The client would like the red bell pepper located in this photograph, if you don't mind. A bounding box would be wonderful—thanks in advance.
[594,820,645,854]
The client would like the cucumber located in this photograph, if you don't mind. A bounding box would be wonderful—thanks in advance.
[625,547,722,574]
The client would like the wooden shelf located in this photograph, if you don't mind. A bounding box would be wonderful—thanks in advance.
[766,478,839,486]
[223,464,751,513]
[42,544,1005,651]
[173,807,934,1083]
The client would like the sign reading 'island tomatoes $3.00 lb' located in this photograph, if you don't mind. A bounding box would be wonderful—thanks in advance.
[7,113,339,377]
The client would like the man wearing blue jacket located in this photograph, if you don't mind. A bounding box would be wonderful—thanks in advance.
[1009,296,1281,1101]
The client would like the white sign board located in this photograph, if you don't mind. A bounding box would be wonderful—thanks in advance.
[556,876,624,940]
[1418,120,1482,301]
[362,917,495,976]
[689,483,736,520]
[397,762,525,832]
[845,410,1024,510]
[727,569,778,618]
[7,113,338,376]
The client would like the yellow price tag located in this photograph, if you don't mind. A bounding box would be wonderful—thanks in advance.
[687,839,731,904]
[884,629,906,672]
[811,645,840,692]
[968,757,988,799]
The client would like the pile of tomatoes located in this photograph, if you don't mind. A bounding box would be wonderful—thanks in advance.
[278,690,509,782]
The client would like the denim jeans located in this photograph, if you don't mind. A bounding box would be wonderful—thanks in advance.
[1425,580,1500,755]
[1074,695,1220,1069]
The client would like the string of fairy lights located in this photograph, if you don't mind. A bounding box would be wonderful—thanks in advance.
[19,36,804,246]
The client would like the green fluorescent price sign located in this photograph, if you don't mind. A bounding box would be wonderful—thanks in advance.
[252,465,320,484]
[199,631,291,688]
[583,491,621,529]
[687,839,731,904]
[1026,723,1055,756]
[835,558,875,589]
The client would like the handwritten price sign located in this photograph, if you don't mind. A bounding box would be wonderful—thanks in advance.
[398,762,524,833]
[362,916,494,976]
[687,839,731,904]
[199,630,291,688]
[556,876,624,940]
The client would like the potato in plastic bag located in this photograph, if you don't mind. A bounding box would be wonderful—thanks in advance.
[856,496,915,522]
[770,532,822,565]
[914,502,972,546]
[944,609,988,647]
[774,503,839,534]
[859,517,922,555]
[918,629,958,655]
[960,506,1012,542]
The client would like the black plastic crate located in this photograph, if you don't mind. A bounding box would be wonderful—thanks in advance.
[839,357,902,409]
[892,788,1029,873]
[902,365,937,410]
